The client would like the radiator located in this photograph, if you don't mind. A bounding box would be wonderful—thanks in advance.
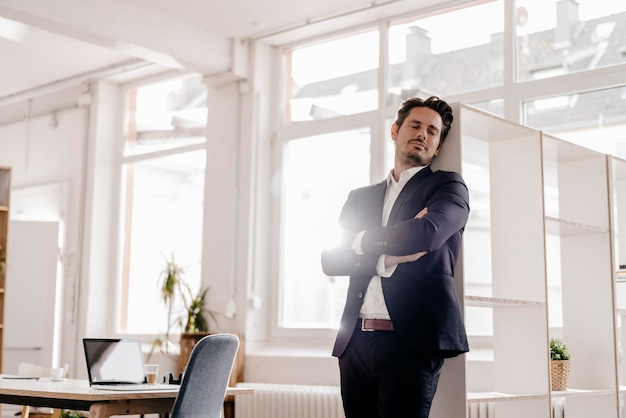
[552,398,565,418]
[467,399,565,418]
[468,401,495,418]
[234,384,571,418]
[234,382,345,418]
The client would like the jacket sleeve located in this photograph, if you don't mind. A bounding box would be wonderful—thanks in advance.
[320,248,380,277]
[361,172,469,256]
[320,187,383,277]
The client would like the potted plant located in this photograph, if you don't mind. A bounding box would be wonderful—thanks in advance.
[550,337,571,391]
[149,254,186,357]
[176,284,219,374]
[180,285,218,333]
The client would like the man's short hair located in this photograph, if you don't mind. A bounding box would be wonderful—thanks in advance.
[394,96,454,142]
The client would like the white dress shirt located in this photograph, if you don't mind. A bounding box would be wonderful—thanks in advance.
[354,166,426,319]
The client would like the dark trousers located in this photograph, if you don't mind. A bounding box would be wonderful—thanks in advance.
[338,324,444,418]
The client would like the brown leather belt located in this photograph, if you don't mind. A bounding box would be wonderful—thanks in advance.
[361,318,394,332]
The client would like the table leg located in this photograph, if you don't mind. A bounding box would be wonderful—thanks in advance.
[88,404,113,418]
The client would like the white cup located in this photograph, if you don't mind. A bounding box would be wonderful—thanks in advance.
[51,367,64,380]
[145,364,159,384]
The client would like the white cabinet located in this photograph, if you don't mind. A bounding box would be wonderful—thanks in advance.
[431,103,621,417]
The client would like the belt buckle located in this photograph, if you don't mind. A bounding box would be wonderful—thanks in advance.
[360,319,374,332]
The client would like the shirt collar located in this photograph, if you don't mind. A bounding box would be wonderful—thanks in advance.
[387,165,427,187]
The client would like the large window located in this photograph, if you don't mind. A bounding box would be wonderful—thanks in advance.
[279,130,371,328]
[118,75,207,335]
[287,30,379,122]
[523,86,626,157]
[388,1,504,100]
[276,0,626,338]
[516,0,625,82]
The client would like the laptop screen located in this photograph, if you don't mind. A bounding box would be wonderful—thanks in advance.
[83,338,147,385]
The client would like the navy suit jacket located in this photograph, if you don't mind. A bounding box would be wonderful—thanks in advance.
[321,166,470,358]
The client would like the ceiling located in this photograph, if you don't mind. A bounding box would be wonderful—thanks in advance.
[0,0,458,101]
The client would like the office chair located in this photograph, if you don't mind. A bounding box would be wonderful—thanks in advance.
[170,333,240,418]
[17,362,68,418]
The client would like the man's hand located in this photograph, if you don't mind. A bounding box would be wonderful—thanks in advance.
[414,207,428,219]
[385,251,427,266]
[384,207,429,267]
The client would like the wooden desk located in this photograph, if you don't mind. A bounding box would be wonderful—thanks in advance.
[0,377,252,418]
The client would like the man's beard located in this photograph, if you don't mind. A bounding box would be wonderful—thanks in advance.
[400,149,431,167]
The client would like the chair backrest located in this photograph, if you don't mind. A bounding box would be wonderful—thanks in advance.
[18,362,69,379]
[18,362,51,378]
[170,333,240,418]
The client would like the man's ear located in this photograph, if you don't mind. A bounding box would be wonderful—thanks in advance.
[434,138,443,156]
[391,123,399,141]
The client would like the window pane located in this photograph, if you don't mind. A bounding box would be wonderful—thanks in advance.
[517,0,626,81]
[388,1,503,101]
[471,100,504,118]
[124,75,207,155]
[281,130,371,328]
[287,31,379,122]
[120,151,205,334]
[523,86,626,158]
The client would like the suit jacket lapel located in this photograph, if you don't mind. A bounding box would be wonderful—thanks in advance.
[387,166,433,225]
[369,180,387,226]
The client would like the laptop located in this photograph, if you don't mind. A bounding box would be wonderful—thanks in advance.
[83,338,179,391]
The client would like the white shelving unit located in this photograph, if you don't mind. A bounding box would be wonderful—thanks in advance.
[611,156,626,417]
[430,103,622,417]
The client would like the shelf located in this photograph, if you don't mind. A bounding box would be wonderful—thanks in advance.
[542,133,606,164]
[468,388,616,404]
[448,104,619,417]
[459,104,539,144]
[544,216,608,236]
[467,392,548,403]
[465,295,545,308]
[552,388,617,398]
[612,156,626,180]
[0,206,8,212]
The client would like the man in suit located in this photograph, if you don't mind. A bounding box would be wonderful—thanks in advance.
[321,96,469,418]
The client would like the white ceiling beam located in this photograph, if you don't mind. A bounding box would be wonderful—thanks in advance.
[0,0,232,75]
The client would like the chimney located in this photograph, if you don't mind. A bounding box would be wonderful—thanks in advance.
[555,0,581,46]
[404,26,433,81]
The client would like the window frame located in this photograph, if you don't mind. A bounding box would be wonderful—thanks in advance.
[270,112,392,340]
[114,73,208,338]
[270,0,626,344]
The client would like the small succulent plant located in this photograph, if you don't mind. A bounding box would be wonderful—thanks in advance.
[550,338,571,361]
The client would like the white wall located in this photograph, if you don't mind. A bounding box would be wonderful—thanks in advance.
[0,86,89,373]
